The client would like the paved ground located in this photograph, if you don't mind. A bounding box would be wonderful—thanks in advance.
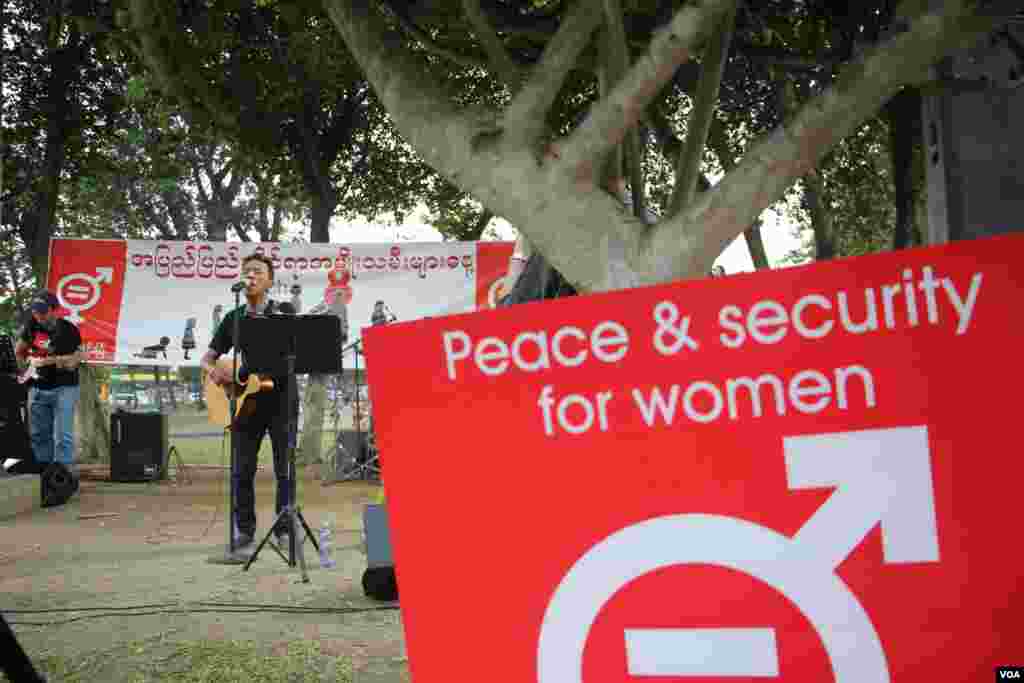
[0,469,408,682]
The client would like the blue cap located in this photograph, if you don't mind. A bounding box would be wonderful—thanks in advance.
[30,291,60,314]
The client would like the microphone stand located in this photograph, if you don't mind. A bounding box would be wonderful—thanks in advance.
[209,281,248,564]
[229,285,242,555]
[336,337,373,481]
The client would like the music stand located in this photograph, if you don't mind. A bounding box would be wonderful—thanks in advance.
[238,314,343,581]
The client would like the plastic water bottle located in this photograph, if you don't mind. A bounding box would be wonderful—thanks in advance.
[318,520,336,569]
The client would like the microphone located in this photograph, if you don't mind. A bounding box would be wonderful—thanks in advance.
[231,275,254,294]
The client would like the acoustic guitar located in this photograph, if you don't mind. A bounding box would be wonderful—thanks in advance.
[204,357,275,428]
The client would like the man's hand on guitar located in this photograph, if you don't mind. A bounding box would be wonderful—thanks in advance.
[208,364,234,386]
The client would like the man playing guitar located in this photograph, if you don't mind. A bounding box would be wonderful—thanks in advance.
[201,254,297,551]
[14,290,83,498]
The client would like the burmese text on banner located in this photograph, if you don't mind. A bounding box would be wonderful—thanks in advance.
[45,239,514,365]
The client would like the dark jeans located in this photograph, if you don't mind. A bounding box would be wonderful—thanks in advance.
[231,390,297,538]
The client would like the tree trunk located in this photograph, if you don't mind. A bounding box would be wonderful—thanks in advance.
[298,375,328,466]
[804,174,836,261]
[322,0,994,291]
[298,188,338,465]
[743,220,771,270]
[77,365,111,463]
[309,192,335,243]
[886,87,921,250]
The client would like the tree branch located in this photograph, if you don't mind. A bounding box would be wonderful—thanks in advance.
[472,208,494,239]
[601,0,646,218]
[886,87,920,250]
[626,126,647,220]
[324,0,492,188]
[705,117,768,268]
[271,205,284,241]
[558,0,734,184]
[192,164,210,205]
[646,106,713,192]
[667,1,736,217]
[803,172,835,260]
[462,0,523,89]
[743,219,770,269]
[503,0,604,145]
[379,0,490,71]
[648,0,1000,276]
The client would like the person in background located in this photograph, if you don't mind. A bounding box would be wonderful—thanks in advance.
[371,300,394,327]
[14,290,83,495]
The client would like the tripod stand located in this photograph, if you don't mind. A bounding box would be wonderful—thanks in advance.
[237,314,343,581]
[334,339,380,482]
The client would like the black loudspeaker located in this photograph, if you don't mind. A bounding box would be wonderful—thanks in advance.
[0,376,33,471]
[110,411,168,482]
[41,463,76,507]
[362,566,398,602]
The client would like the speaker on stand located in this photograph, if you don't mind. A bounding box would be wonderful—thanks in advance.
[110,410,169,482]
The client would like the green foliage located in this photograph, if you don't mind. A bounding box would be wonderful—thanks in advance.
[2,0,133,278]
[122,0,445,240]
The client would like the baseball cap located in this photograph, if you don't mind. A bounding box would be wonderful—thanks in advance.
[30,291,60,314]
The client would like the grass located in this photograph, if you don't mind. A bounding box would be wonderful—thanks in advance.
[160,407,346,467]
[28,638,353,683]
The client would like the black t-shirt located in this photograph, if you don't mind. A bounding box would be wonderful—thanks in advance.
[208,300,298,407]
[19,318,82,389]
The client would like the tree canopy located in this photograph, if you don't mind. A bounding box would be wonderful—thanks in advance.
[304,0,1008,291]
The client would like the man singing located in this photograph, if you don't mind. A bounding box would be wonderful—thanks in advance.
[201,254,297,551]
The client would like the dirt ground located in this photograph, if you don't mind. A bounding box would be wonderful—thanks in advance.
[0,468,408,682]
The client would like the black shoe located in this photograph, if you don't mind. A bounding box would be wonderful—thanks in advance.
[236,533,254,548]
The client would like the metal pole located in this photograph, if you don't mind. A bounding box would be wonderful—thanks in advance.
[228,288,242,554]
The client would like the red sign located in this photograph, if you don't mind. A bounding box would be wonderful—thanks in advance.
[47,239,128,362]
[475,241,514,309]
[45,239,513,365]
[363,233,1024,683]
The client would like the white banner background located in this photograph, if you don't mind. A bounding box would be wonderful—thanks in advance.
[46,239,514,366]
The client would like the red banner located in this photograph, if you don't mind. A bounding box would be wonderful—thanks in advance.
[46,239,127,362]
[364,233,1023,682]
[45,239,513,365]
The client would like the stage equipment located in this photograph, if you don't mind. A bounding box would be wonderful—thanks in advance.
[182,318,197,359]
[208,284,247,565]
[0,334,17,374]
[239,314,344,581]
[361,503,398,601]
[41,462,75,507]
[110,410,169,482]
[334,339,380,482]
[1,336,35,474]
